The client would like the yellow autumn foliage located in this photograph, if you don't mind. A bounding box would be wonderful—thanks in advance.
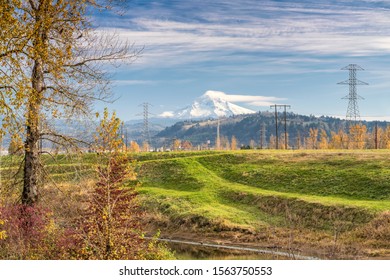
[0,219,7,240]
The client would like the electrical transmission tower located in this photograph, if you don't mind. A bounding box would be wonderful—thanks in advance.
[337,64,368,123]
[270,104,291,149]
[139,102,152,149]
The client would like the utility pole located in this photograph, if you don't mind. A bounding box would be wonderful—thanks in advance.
[270,105,279,149]
[270,104,291,149]
[260,123,265,149]
[375,121,378,149]
[282,105,291,149]
[216,118,221,150]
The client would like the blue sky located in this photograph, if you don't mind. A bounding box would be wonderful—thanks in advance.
[93,0,390,121]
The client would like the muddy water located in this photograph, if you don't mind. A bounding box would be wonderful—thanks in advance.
[171,244,290,260]
[157,238,318,260]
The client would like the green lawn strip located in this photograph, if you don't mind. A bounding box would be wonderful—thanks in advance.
[135,151,229,164]
[140,154,389,233]
[196,153,390,201]
[190,158,386,230]
[195,158,390,212]
[139,158,274,229]
[140,187,267,229]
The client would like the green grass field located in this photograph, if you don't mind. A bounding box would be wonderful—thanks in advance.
[135,150,390,259]
[1,149,389,259]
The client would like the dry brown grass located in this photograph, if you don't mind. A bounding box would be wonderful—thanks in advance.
[348,211,390,250]
[39,179,96,228]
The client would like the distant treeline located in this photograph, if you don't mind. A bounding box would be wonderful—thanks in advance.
[153,112,390,150]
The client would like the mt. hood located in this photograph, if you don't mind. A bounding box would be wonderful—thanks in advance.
[161,90,256,119]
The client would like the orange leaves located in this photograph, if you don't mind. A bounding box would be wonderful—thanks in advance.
[128,141,140,153]
[348,124,367,149]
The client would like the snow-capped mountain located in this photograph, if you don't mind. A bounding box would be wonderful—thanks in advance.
[161,90,256,119]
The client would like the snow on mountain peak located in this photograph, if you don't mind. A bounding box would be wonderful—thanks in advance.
[160,90,256,119]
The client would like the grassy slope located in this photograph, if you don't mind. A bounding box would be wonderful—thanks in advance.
[137,150,390,258]
[2,150,389,258]
[139,150,390,217]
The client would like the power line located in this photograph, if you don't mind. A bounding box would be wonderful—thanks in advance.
[375,121,378,149]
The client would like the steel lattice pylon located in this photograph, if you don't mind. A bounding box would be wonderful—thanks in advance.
[140,102,152,147]
[337,64,368,123]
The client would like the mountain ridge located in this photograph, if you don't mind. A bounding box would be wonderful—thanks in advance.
[155,112,389,148]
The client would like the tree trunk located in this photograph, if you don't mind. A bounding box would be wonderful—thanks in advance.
[22,122,40,205]
[22,59,43,205]
[22,1,47,205]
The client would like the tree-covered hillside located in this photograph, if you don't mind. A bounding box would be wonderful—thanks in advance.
[154,112,389,149]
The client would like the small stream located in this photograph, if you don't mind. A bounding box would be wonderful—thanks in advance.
[154,238,320,260]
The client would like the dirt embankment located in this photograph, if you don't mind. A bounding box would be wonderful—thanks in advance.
[142,201,390,260]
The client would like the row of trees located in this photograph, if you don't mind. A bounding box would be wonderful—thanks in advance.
[268,124,390,150]
[155,123,390,151]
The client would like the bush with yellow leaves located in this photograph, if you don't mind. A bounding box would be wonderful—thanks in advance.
[78,108,174,260]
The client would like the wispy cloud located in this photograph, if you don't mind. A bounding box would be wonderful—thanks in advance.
[204,90,286,107]
[91,1,390,121]
[216,92,285,106]
[100,0,390,69]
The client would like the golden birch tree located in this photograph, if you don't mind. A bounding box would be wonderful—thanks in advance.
[128,141,140,153]
[220,136,230,150]
[231,135,238,150]
[307,128,318,149]
[348,124,367,149]
[318,129,328,149]
[172,139,181,151]
[329,131,341,149]
[384,125,390,149]
[0,0,139,205]
[269,134,276,149]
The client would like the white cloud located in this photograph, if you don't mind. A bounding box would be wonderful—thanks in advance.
[224,94,284,107]
[204,90,286,107]
[108,18,390,69]
[98,0,390,69]
[159,111,175,118]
